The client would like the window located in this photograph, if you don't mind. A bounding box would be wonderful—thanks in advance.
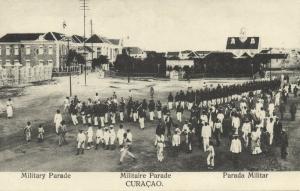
[97,47,101,57]
[26,45,31,55]
[14,60,20,65]
[48,46,53,55]
[39,46,44,55]
[250,38,255,44]
[6,46,11,55]
[5,60,10,66]
[25,60,30,67]
[14,46,19,55]
[231,38,235,44]
[47,60,53,66]
[39,60,43,66]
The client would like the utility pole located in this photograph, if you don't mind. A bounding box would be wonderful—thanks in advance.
[127,48,130,83]
[80,0,89,86]
[90,19,93,65]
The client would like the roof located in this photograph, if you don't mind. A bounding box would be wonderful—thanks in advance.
[166,52,180,57]
[71,35,85,43]
[43,32,64,41]
[124,47,144,54]
[226,37,259,49]
[85,34,112,44]
[108,39,121,45]
[181,50,192,54]
[0,33,44,42]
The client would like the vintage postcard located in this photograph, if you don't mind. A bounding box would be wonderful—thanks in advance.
[0,0,299,190]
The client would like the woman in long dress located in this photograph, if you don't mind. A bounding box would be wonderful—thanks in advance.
[6,98,13,119]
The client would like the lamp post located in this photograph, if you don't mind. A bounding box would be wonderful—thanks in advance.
[251,62,254,81]
[127,48,130,83]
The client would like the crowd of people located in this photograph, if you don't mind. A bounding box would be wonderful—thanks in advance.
[4,77,298,169]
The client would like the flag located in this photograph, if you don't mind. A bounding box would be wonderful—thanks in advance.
[63,21,67,29]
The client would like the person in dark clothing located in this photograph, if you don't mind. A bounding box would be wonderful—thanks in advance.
[280,129,289,159]
[279,102,285,120]
[156,119,166,136]
[293,86,298,97]
[290,102,297,121]
[273,118,283,146]
[260,128,270,154]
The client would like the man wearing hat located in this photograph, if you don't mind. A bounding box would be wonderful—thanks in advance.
[201,122,211,152]
[95,126,104,150]
[176,104,183,122]
[76,129,86,155]
[241,118,251,147]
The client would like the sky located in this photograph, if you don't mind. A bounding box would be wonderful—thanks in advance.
[0,0,299,51]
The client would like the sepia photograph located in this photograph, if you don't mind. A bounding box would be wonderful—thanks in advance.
[0,0,300,181]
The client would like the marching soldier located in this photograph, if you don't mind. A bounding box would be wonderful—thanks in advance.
[148,100,155,121]
[138,108,146,129]
[117,124,125,146]
[119,133,136,165]
[119,98,125,122]
[86,124,94,149]
[176,104,183,122]
[168,92,174,110]
[156,100,162,120]
[109,125,116,150]
[95,126,104,150]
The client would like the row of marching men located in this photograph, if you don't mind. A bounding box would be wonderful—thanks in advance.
[75,124,133,155]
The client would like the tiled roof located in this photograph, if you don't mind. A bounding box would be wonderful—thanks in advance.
[108,39,121,45]
[86,34,112,44]
[71,35,85,43]
[43,32,65,41]
[226,37,259,49]
[0,33,44,42]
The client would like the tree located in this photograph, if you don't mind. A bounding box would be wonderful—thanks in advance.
[92,55,108,70]
[66,49,85,67]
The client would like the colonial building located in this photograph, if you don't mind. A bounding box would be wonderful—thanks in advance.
[85,34,123,64]
[0,32,70,69]
[124,46,147,60]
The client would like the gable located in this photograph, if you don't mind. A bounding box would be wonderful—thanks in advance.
[226,37,259,49]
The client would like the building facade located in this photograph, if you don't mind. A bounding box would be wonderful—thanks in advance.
[0,32,69,69]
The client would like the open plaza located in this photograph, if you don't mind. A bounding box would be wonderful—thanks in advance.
[0,73,299,172]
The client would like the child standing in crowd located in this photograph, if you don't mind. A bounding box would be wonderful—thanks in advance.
[6,98,13,119]
[87,124,94,149]
[76,129,86,155]
[24,121,32,142]
[37,124,45,143]
[207,141,215,169]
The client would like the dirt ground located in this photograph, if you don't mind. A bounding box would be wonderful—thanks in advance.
[0,73,299,172]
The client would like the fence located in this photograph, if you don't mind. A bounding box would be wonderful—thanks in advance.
[0,66,53,87]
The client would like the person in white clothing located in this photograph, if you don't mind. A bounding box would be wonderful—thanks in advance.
[126,129,133,143]
[155,134,165,162]
[268,102,275,117]
[109,125,116,150]
[242,119,252,147]
[207,141,215,169]
[6,98,13,118]
[103,127,110,150]
[200,112,208,125]
[172,128,181,157]
[76,130,86,155]
[201,122,211,152]
[266,117,275,145]
[54,109,63,134]
[86,125,94,149]
[117,124,125,146]
[231,114,240,134]
[95,126,104,150]
[230,135,242,169]
[63,97,70,112]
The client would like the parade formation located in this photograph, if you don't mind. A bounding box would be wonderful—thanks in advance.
[3,76,297,170]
